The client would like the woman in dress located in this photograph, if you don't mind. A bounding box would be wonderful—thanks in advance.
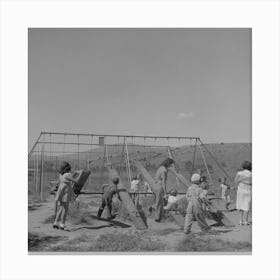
[234,161,252,225]
[154,158,174,222]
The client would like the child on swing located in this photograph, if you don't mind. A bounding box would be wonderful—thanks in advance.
[53,161,78,231]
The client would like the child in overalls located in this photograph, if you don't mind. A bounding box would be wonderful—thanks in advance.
[184,173,211,234]
[53,161,78,231]
[97,177,121,220]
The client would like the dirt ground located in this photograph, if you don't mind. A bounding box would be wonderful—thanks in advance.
[28,194,252,253]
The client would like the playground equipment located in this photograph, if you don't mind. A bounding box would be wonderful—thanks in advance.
[28,131,233,202]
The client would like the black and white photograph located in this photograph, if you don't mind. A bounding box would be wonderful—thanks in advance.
[1,0,280,279]
[28,28,252,253]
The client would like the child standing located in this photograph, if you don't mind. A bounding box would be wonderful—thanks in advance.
[130,174,141,207]
[184,173,211,234]
[53,161,78,231]
[97,177,121,220]
[219,177,231,210]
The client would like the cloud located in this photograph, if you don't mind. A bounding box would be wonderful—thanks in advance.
[177,112,194,119]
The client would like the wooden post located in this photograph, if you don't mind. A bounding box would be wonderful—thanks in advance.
[191,138,198,174]
[39,143,45,201]
[35,153,39,193]
[33,155,36,185]
[28,133,42,160]
[56,156,58,171]
[198,139,234,183]
[167,147,180,191]
[124,137,132,185]
[168,168,190,189]
[198,143,213,186]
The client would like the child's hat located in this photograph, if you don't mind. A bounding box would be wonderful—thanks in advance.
[191,173,201,182]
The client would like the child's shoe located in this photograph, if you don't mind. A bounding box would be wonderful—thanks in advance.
[52,223,59,229]
[59,224,69,231]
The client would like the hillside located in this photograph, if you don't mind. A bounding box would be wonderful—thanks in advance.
[29,142,252,196]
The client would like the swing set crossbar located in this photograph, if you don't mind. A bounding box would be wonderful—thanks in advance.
[40,131,200,140]
[35,141,172,148]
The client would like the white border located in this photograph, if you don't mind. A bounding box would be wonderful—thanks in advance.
[0,1,280,280]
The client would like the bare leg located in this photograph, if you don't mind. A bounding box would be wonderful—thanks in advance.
[54,204,63,224]
[244,210,250,224]
[239,210,244,224]
[54,201,58,217]
[61,202,69,225]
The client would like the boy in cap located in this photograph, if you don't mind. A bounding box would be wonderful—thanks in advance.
[97,176,121,220]
[184,173,211,234]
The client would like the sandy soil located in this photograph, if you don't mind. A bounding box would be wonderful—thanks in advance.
[28,194,252,253]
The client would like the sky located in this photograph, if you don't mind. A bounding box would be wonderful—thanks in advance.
[29,28,251,148]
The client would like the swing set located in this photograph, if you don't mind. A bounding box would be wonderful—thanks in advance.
[28,131,233,201]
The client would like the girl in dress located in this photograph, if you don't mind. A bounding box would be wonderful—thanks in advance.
[53,161,78,230]
[234,161,252,225]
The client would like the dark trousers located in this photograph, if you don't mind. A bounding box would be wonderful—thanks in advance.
[97,198,113,219]
[155,187,164,221]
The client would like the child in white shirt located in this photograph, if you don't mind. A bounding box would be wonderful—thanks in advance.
[219,177,231,210]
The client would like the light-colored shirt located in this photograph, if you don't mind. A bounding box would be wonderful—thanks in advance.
[234,170,252,192]
[220,183,230,198]
[131,179,140,192]
[55,172,75,202]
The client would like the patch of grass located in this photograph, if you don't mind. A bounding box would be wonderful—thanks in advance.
[94,233,164,252]
[47,232,165,252]
[176,235,251,252]
[28,232,66,251]
[49,233,95,252]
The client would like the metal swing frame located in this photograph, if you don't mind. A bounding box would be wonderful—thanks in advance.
[28,132,232,201]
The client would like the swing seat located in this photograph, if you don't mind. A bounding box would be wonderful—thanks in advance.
[72,169,91,195]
